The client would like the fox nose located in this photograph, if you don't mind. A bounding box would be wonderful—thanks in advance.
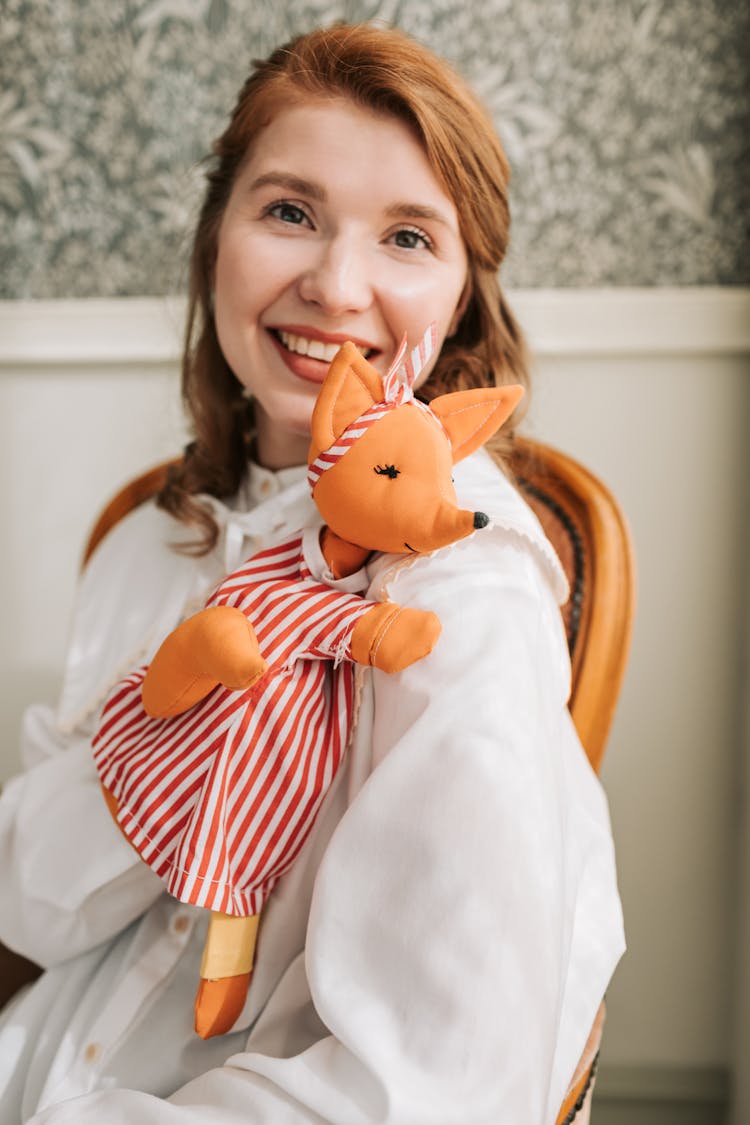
[473,511,490,529]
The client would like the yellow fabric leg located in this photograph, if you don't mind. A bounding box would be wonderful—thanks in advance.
[195,912,260,1039]
[200,911,259,979]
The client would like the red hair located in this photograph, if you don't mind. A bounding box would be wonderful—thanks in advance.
[159,23,529,552]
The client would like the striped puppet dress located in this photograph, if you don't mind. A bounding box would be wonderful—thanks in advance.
[93,530,375,917]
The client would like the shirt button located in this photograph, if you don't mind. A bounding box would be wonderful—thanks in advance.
[83,1043,101,1063]
[259,478,274,497]
[173,913,191,934]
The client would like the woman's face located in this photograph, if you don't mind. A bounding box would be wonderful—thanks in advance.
[213,97,469,469]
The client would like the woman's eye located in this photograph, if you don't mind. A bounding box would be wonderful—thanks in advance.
[374,464,401,479]
[390,226,432,251]
[267,201,310,226]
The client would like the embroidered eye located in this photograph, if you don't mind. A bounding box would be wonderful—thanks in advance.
[374,464,401,479]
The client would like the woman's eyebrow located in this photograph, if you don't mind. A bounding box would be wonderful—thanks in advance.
[247,176,455,230]
[248,172,326,200]
[385,202,454,229]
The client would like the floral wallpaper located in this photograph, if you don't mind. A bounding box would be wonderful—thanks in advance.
[2,0,748,297]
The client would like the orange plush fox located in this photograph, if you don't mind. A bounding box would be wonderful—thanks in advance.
[94,329,523,1039]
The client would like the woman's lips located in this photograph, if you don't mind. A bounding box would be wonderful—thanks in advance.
[267,328,380,385]
[268,330,331,384]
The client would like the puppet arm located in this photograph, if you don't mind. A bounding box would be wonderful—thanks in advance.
[350,601,441,673]
[294,583,441,675]
[142,607,267,719]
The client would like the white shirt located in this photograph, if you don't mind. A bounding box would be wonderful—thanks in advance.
[0,450,624,1124]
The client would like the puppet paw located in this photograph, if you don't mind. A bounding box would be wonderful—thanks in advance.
[195,606,268,691]
[194,973,250,1039]
[352,604,441,673]
[143,606,267,718]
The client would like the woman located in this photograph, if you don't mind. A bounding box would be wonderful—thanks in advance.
[0,24,623,1124]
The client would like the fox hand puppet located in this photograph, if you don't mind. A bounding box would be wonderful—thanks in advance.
[93,327,523,1040]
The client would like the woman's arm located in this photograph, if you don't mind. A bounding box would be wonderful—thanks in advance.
[25,529,623,1125]
[0,705,164,968]
[0,505,205,968]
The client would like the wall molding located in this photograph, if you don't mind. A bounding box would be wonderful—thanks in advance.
[1,288,749,368]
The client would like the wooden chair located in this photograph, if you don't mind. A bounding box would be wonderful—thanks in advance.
[507,438,635,1124]
[3,438,635,1123]
[508,437,635,774]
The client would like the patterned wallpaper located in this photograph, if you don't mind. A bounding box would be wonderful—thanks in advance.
[2,0,748,298]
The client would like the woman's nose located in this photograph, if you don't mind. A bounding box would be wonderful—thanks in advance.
[298,239,372,314]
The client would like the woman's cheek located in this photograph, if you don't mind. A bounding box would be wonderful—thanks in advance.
[379,257,465,313]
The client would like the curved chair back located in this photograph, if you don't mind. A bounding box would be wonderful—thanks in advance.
[508,437,635,774]
[83,460,177,568]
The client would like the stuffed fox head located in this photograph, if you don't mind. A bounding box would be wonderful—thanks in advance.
[308,330,524,556]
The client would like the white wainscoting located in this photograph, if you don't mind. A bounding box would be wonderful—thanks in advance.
[2,289,749,1122]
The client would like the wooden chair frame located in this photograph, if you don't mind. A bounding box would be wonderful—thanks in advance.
[509,437,635,774]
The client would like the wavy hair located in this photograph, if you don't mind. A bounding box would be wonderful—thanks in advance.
[158,22,530,553]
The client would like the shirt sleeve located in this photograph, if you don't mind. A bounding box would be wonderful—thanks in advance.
[0,703,165,968]
[26,529,624,1125]
[0,505,201,968]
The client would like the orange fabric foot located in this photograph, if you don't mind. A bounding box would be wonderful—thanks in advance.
[194,973,250,1039]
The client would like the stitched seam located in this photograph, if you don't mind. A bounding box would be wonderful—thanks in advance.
[149,673,214,715]
[113,798,274,891]
[370,606,403,662]
[323,366,375,448]
[447,400,504,458]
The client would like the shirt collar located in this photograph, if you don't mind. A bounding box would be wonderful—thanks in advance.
[235,460,309,511]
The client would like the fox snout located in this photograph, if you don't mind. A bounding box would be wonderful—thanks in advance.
[411,502,491,554]
[410,509,492,554]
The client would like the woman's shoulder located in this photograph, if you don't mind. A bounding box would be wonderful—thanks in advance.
[56,500,218,734]
[452,448,569,603]
[365,449,573,705]
[83,496,218,585]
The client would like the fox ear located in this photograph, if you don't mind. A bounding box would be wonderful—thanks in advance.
[309,344,384,462]
[430,385,525,464]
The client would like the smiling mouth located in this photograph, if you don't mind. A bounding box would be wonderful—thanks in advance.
[271,329,377,362]
[404,542,418,553]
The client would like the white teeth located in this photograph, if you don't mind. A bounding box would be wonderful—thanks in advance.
[308,339,329,360]
[277,330,371,361]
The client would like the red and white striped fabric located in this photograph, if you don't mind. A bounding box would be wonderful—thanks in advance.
[93,533,376,917]
[382,322,437,402]
[307,323,438,494]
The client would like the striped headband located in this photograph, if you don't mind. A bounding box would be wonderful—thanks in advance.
[308,324,438,493]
